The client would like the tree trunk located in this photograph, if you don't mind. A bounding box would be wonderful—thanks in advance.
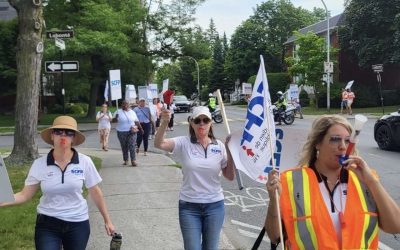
[8,0,43,164]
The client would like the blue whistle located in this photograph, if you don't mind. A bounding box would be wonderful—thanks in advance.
[339,155,348,166]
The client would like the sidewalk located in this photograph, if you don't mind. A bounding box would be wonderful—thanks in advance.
[75,147,235,250]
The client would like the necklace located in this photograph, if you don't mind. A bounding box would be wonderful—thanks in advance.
[317,171,346,227]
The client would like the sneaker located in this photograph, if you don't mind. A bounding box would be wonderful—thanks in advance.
[123,161,128,165]
[131,161,137,167]
[149,135,152,140]
[170,127,174,131]
[144,152,147,156]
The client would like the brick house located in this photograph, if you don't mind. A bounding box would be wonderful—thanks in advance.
[284,13,400,106]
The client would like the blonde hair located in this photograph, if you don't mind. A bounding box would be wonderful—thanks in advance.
[298,115,353,167]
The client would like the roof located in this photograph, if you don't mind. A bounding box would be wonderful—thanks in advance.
[0,1,17,21]
[284,13,345,45]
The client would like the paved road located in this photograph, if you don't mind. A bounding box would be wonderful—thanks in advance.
[1,106,400,249]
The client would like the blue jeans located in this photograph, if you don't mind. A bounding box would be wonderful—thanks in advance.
[179,200,225,250]
[35,214,90,250]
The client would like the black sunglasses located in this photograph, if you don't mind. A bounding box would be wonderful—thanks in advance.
[53,129,75,137]
[192,117,211,125]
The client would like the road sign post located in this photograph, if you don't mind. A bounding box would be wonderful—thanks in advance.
[372,64,384,114]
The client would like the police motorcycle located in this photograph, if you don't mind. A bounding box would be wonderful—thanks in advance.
[272,91,296,125]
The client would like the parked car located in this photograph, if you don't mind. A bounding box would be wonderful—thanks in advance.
[173,95,192,113]
[374,109,400,150]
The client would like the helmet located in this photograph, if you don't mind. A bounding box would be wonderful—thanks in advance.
[209,93,213,97]
[277,91,283,96]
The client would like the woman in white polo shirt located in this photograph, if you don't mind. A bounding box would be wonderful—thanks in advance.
[0,116,115,250]
[155,106,236,250]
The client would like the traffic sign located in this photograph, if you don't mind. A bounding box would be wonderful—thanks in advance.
[55,38,65,50]
[372,64,383,73]
[324,62,333,73]
[45,61,79,73]
[46,30,74,39]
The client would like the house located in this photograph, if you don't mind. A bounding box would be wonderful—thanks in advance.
[0,1,17,21]
[284,13,400,106]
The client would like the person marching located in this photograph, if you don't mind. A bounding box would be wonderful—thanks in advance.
[265,115,400,249]
[134,98,152,156]
[0,116,115,250]
[346,88,355,115]
[113,100,143,166]
[96,104,113,151]
[340,88,348,114]
[154,106,236,250]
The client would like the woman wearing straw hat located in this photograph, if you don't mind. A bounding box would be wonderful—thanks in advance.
[0,116,115,250]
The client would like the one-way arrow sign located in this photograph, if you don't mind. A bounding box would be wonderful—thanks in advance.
[45,61,79,73]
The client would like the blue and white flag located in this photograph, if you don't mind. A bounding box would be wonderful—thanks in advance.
[228,56,277,183]
[104,80,109,102]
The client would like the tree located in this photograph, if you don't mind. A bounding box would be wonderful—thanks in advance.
[7,0,44,163]
[285,32,337,108]
[209,36,225,93]
[340,0,400,67]
[225,0,324,83]
[0,19,17,97]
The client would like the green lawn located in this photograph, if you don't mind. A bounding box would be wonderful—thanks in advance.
[0,154,101,249]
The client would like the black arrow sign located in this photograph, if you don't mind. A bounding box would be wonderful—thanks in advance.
[45,61,79,73]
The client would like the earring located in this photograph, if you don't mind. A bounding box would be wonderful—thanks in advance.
[316,149,320,158]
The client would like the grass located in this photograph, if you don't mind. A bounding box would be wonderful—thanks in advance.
[236,104,399,116]
[0,154,101,249]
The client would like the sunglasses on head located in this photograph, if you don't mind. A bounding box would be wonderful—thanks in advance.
[192,117,211,125]
[53,129,76,137]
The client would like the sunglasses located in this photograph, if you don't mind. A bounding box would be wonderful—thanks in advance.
[53,129,75,137]
[328,135,350,145]
[192,117,211,125]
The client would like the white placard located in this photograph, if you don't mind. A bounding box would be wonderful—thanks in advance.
[125,84,137,103]
[162,79,169,92]
[0,155,15,203]
[242,82,252,95]
[138,86,150,101]
[345,80,354,90]
[288,84,299,101]
[109,69,122,101]
[149,83,158,99]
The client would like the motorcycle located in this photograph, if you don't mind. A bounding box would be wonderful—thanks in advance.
[272,104,296,125]
[211,108,223,123]
[187,106,223,124]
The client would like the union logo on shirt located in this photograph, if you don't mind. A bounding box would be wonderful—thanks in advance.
[71,168,84,175]
[210,147,222,154]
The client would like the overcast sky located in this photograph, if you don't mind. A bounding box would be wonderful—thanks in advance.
[194,0,345,38]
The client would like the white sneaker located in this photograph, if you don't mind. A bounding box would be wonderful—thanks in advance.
[149,135,152,140]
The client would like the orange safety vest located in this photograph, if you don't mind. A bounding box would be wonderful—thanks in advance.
[280,167,379,250]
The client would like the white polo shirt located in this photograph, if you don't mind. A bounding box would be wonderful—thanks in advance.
[172,136,228,203]
[25,149,102,222]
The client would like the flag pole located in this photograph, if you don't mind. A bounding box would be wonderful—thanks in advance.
[260,55,284,249]
[216,89,244,190]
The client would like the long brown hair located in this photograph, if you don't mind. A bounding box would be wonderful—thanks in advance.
[298,115,353,167]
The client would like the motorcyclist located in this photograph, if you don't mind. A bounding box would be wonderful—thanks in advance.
[206,93,217,113]
[274,91,287,125]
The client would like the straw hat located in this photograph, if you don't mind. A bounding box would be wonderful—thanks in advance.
[40,116,85,146]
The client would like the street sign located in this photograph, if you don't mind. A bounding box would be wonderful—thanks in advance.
[46,30,74,39]
[372,64,383,73]
[324,62,333,73]
[55,38,65,50]
[45,61,79,73]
